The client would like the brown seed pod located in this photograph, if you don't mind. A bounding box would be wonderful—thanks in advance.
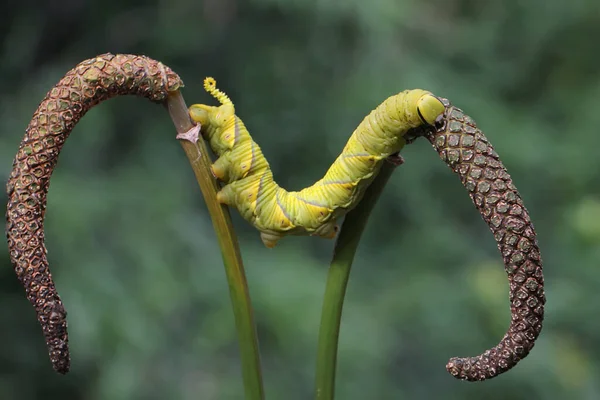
[5,53,184,374]
[426,99,545,381]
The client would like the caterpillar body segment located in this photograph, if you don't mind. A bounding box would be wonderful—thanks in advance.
[189,78,445,247]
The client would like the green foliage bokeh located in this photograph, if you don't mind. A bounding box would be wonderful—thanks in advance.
[1,0,599,399]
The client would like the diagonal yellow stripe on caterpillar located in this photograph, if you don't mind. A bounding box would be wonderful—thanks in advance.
[189,77,445,248]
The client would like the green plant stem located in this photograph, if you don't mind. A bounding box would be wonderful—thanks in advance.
[315,160,398,400]
[166,91,265,400]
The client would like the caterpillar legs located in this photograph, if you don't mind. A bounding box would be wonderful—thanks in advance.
[386,153,405,166]
[313,220,339,240]
[211,157,229,180]
[216,187,340,248]
[260,232,281,248]
[258,221,338,248]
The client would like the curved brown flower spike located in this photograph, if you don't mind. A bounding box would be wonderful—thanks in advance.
[5,53,184,373]
[426,99,545,381]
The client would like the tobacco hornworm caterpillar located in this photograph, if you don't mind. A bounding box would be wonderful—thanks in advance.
[427,99,545,381]
[5,53,184,373]
[189,78,445,248]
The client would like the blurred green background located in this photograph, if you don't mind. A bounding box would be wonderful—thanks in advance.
[1,0,599,399]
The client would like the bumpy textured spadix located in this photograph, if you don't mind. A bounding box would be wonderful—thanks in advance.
[426,99,545,381]
[5,53,183,373]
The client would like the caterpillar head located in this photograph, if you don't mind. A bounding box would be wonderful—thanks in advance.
[402,89,445,127]
[189,77,235,129]
[396,90,445,144]
[415,91,445,126]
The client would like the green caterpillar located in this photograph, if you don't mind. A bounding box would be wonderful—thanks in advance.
[189,78,445,247]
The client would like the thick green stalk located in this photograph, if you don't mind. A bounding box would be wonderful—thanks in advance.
[315,160,398,400]
[166,92,265,400]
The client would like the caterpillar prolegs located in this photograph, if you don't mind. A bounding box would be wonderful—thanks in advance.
[190,82,545,381]
[189,78,445,248]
